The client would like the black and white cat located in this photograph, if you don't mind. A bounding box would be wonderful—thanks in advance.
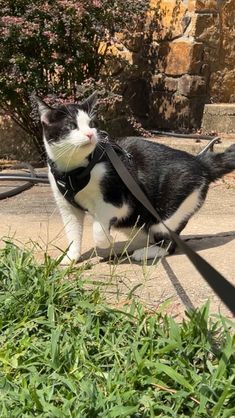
[35,93,235,264]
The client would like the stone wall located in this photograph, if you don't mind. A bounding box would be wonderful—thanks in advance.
[149,0,214,129]
[104,0,235,131]
[209,0,235,103]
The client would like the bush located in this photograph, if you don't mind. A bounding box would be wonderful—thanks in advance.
[0,0,147,155]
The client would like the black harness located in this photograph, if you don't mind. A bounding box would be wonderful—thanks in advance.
[48,140,129,210]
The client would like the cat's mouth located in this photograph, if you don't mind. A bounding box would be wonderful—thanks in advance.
[81,137,97,147]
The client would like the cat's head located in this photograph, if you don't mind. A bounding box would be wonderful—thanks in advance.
[33,92,99,169]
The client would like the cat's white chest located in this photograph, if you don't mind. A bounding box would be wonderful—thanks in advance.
[74,162,107,215]
[74,162,130,225]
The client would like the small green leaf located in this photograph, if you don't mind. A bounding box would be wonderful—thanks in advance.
[155,362,193,392]
[51,327,61,368]
[109,405,138,417]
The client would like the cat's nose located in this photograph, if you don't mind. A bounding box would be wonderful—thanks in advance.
[85,131,93,141]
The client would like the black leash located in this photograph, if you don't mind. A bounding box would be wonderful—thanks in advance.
[104,142,235,315]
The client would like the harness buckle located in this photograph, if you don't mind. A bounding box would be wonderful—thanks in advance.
[56,179,66,189]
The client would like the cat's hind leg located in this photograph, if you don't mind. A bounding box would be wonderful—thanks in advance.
[152,220,188,257]
[131,219,189,262]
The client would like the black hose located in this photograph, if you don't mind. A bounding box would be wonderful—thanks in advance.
[150,131,221,154]
[0,182,33,200]
[197,137,221,155]
[0,162,49,200]
[150,130,221,142]
[0,175,49,183]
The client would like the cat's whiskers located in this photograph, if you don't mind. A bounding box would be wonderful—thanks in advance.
[53,143,73,156]
[50,143,75,165]
[65,144,80,172]
[53,148,71,163]
[97,138,108,153]
[47,147,79,173]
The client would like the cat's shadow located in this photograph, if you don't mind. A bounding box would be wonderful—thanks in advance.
[80,230,235,265]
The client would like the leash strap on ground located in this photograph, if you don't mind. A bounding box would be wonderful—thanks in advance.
[105,142,235,315]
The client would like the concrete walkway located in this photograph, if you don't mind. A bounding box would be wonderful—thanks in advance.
[1,136,235,319]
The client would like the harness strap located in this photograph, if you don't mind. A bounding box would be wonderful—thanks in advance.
[104,142,235,315]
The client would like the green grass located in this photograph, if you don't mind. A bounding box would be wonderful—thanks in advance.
[0,242,234,417]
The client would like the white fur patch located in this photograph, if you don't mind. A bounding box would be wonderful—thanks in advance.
[132,246,168,261]
[74,163,107,213]
[75,163,130,222]
[76,110,91,129]
[151,188,202,236]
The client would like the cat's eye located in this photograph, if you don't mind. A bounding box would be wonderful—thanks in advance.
[69,121,77,130]
[90,120,95,128]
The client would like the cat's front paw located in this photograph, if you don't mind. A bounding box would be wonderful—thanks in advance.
[132,246,168,262]
[61,251,80,265]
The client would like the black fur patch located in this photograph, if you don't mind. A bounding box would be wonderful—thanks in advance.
[99,137,210,235]
[43,104,80,143]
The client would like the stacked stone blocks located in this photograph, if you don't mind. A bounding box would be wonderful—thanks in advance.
[103,0,235,131]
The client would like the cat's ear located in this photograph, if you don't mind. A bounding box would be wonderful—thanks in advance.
[31,94,51,124]
[81,91,98,113]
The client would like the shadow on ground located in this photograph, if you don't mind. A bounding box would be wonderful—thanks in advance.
[80,230,235,263]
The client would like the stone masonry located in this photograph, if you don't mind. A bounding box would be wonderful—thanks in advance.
[103,0,235,131]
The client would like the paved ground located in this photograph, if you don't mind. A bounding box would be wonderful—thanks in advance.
[1,137,235,319]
